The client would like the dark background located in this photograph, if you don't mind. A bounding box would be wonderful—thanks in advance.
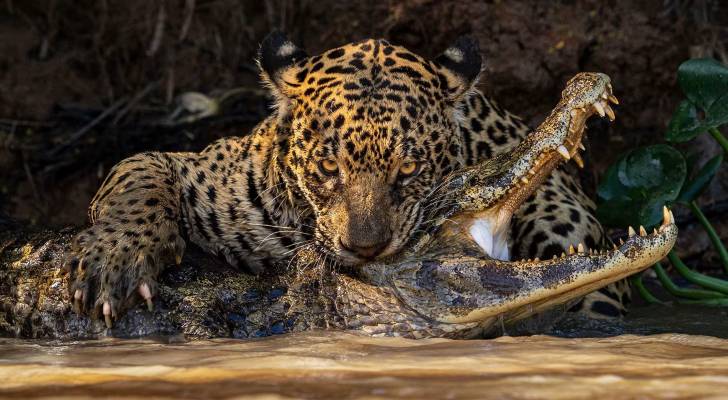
[1,0,726,267]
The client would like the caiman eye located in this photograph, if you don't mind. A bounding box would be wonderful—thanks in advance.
[318,158,340,176]
[398,161,422,179]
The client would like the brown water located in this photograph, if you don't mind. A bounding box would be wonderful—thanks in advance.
[2,305,728,400]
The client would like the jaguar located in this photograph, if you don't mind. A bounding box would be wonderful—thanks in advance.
[66,32,640,328]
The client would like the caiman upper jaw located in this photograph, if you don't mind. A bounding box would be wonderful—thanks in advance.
[433,72,619,260]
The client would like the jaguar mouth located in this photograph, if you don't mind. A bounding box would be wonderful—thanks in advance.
[444,76,618,260]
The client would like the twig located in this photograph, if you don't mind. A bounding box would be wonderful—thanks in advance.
[147,0,166,57]
[49,96,128,156]
[112,82,158,125]
[179,0,195,41]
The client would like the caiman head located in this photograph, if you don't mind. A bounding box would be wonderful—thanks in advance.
[356,72,678,333]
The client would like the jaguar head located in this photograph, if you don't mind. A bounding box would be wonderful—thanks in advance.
[259,32,482,265]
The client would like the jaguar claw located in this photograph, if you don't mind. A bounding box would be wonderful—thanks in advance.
[73,289,83,314]
[103,302,113,328]
[139,283,154,312]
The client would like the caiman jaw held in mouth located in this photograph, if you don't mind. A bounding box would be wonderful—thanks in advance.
[305,72,678,338]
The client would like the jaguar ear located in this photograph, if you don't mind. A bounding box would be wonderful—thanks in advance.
[258,31,309,99]
[434,36,483,101]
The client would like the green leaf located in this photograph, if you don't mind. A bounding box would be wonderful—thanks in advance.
[679,58,728,111]
[676,58,728,133]
[617,144,686,198]
[597,145,687,228]
[666,100,705,142]
[677,154,723,203]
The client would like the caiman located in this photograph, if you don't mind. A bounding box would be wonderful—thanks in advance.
[0,70,677,339]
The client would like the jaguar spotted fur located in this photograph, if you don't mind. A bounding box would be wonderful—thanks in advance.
[66,32,632,328]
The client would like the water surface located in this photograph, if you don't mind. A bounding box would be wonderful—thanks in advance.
[2,304,728,399]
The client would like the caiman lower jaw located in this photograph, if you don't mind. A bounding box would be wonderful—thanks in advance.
[438,207,678,325]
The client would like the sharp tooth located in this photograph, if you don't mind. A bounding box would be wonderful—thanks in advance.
[569,245,576,255]
[577,243,585,253]
[613,243,618,250]
[605,104,616,121]
[628,226,636,237]
[607,82,613,92]
[662,206,670,226]
[593,101,606,117]
[561,252,567,258]
[557,145,571,160]
[553,255,557,260]
[534,257,540,262]
[670,210,675,224]
[602,92,609,100]
[608,94,619,104]
[639,225,647,236]
[521,177,529,184]
[653,228,658,235]
[573,153,584,168]
[619,238,625,245]
[579,142,586,151]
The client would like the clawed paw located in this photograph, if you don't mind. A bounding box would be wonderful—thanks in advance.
[65,219,185,328]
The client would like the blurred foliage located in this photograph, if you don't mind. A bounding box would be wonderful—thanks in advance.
[598,58,728,305]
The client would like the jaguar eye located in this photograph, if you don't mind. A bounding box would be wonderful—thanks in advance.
[398,161,421,178]
[318,159,339,176]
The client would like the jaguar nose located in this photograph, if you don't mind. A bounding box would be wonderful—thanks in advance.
[340,238,391,260]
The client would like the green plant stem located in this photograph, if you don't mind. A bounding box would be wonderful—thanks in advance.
[653,262,727,299]
[677,298,728,307]
[709,127,728,155]
[668,251,728,295]
[630,273,664,304]
[689,201,728,273]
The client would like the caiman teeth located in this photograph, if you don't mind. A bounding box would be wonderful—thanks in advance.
[639,225,647,236]
[628,226,636,237]
[578,143,586,151]
[593,101,606,117]
[568,244,576,255]
[604,103,616,121]
[577,243,585,254]
[573,153,585,168]
[608,94,619,105]
[557,145,571,160]
[662,206,675,225]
